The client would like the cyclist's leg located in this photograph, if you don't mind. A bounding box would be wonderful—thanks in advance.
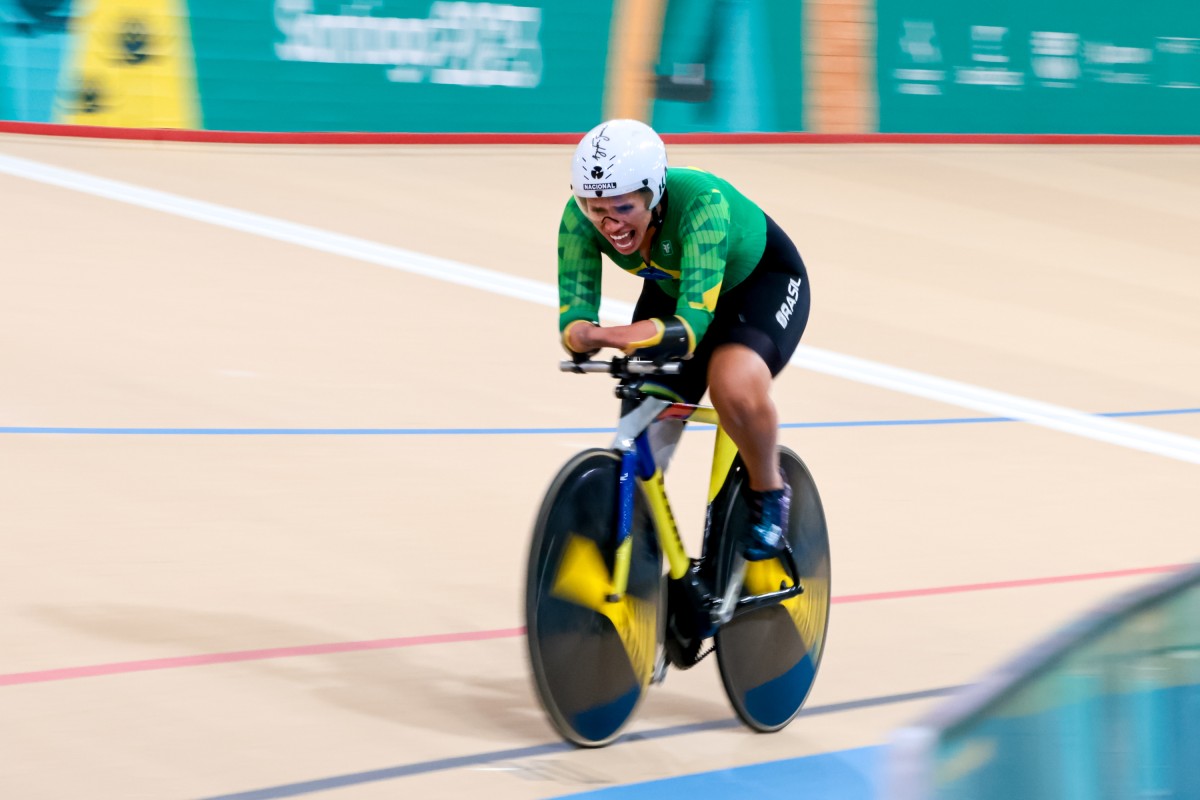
[708,344,781,492]
[704,214,810,555]
[720,214,810,370]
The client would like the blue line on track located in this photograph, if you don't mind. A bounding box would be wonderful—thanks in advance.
[3,408,1198,437]
[195,686,959,800]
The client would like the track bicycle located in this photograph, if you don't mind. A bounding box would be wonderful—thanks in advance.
[525,356,831,746]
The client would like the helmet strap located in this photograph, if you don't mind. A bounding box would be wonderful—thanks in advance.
[652,188,668,227]
[640,190,667,264]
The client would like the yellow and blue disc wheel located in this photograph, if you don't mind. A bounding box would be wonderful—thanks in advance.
[525,449,663,747]
[714,446,831,731]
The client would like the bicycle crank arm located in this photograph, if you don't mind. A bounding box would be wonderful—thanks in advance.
[731,583,805,618]
[710,558,748,627]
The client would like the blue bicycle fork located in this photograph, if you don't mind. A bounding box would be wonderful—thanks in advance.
[609,433,653,602]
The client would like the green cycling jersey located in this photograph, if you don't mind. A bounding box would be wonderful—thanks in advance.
[558,166,768,353]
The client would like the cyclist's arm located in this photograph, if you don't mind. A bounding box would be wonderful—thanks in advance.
[558,200,604,353]
[564,318,660,353]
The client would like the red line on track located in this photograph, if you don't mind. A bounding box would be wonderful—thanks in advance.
[0,627,524,687]
[831,563,1187,604]
[1,564,1190,688]
[4,121,1200,146]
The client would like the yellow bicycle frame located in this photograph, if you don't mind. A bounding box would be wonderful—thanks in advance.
[611,403,737,596]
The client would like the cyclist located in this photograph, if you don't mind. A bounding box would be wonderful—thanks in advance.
[558,118,810,561]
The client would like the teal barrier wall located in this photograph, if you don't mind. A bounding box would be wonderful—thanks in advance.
[877,0,1200,133]
[188,0,611,132]
[0,0,614,132]
[15,0,1200,135]
[2,0,807,133]
[888,564,1200,800]
[650,0,804,133]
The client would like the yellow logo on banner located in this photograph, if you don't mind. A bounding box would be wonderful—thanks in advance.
[56,0,201,128]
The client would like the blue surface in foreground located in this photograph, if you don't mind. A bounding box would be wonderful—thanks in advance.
[551,745,881,799]
[197,688,953,799]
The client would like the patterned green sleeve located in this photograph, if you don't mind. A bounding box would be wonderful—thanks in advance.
[675,188,731,345]
[557,200,603,334]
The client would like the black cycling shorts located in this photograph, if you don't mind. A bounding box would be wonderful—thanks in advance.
[632,213,810,404]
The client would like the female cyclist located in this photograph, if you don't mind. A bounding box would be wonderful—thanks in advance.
[557,118,811,560]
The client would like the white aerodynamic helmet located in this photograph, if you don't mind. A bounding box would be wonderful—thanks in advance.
[571,119,668,210]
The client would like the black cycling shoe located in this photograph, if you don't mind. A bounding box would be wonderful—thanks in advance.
[743,480,791,561]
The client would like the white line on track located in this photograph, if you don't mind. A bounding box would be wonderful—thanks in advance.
[4,151,1199,465]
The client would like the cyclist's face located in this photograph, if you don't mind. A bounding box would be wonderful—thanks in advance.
[582,191,654,255]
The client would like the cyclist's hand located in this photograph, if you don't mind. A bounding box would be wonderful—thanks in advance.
[570,348,599,365]
[562,320,602,363]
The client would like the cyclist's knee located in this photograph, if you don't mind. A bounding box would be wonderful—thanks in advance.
[709,361,773,423]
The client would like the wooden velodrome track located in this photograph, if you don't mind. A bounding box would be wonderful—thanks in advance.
[2,132,1198,799]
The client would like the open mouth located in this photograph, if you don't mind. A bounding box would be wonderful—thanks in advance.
[611,230,636,249]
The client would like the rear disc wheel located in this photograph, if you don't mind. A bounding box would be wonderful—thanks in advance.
[713,446,831,732]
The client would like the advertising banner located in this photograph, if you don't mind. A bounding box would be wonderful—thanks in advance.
[12,0,1200,135]
[2,0,613,132]
[877,0,1200,133]
[2,0,804,133]
[187,0,612,132]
